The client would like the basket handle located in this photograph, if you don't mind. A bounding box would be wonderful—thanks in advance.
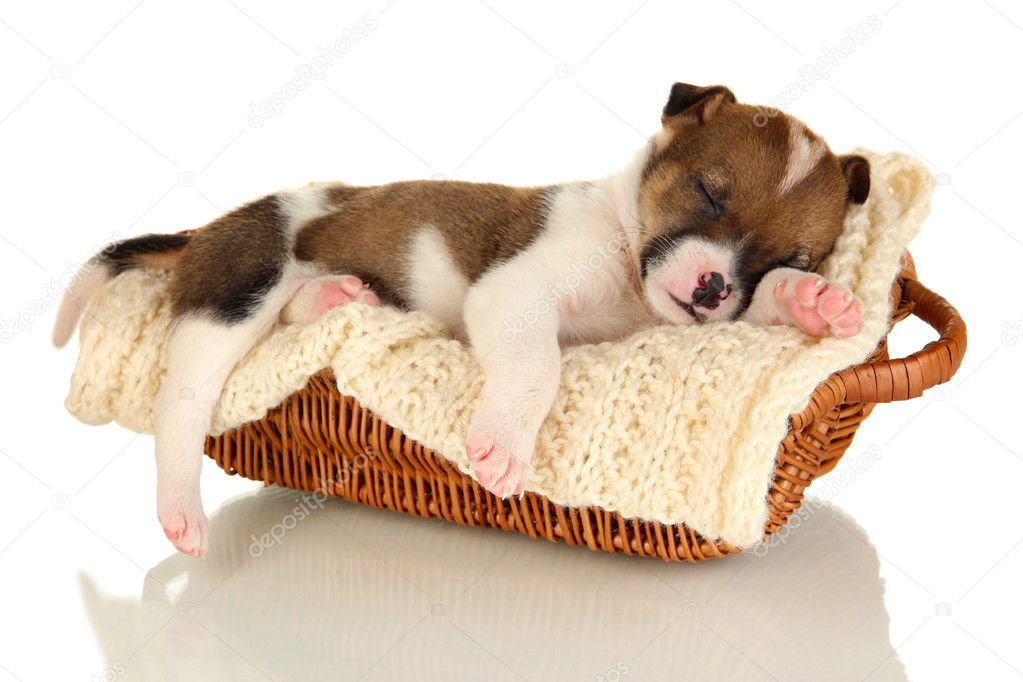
[836,278,967,404]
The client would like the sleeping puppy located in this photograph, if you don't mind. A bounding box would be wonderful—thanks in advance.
[53,83,869,557]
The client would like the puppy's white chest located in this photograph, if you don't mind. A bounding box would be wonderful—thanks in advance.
[557,283,654,345]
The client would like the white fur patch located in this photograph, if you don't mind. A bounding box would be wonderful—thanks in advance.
[779,124,826,195]
[404,225,471,336]
[464,182,650,351]
[277,184,332,246]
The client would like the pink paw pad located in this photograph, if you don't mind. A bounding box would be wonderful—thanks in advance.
[466,436,528,499]
[159,509,208,557]
[777,275,864,338]
[314,276,380,315]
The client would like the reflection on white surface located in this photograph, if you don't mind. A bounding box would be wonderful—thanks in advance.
[80,488,906,681]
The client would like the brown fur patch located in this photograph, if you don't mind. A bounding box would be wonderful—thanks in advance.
[294,181,552,306]
[171,195,288,321]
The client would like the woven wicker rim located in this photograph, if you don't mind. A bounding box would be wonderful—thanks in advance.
[205,256,967,562]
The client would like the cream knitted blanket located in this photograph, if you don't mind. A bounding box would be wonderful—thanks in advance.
[65,151,932,547]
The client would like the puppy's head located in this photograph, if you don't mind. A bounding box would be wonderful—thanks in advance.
[637,82,870,324]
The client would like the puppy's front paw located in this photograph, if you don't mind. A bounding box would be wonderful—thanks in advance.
[158,498,208,558]
[466,429,530,499]
[776,274,864,338]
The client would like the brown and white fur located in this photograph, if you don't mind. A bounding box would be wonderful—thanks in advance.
[54,83,870,557]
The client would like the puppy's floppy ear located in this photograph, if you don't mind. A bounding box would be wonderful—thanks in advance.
[662,83,736,126]
[839,155,870,204]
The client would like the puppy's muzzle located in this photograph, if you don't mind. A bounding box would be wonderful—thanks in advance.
[691,271,731,310]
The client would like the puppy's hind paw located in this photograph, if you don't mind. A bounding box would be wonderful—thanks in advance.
[281,275,381,325]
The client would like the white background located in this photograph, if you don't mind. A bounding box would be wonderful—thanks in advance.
[1,1,1021,680]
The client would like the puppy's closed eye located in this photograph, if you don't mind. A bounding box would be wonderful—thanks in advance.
[692,175,726,216]
[771,249,812,271]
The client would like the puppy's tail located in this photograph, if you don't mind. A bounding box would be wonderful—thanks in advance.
[52,233,191,348]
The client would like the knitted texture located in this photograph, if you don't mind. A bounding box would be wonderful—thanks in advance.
[65,151,932,547]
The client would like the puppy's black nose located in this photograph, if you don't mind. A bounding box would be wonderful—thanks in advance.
[692,271,729,309]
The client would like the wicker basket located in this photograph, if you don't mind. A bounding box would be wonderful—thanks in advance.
[204,256,966,562]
